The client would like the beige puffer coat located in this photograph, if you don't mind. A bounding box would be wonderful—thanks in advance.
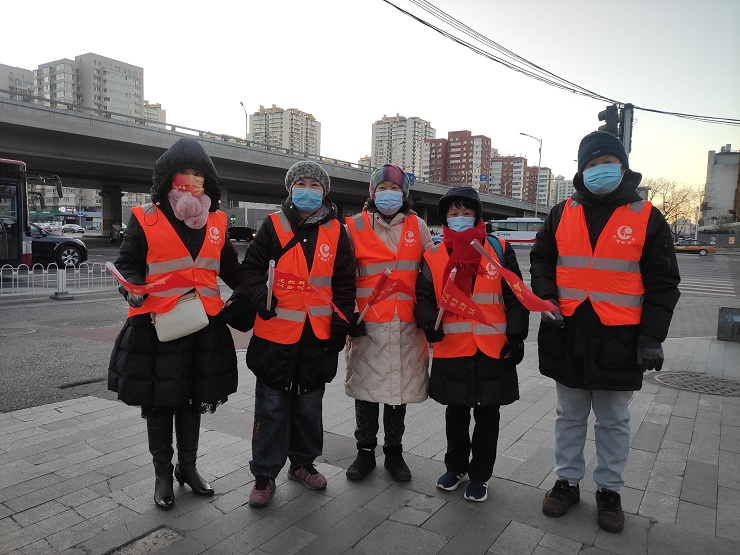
[345,210,434,405]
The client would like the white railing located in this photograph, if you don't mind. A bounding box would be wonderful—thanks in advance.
[0,262,118,297]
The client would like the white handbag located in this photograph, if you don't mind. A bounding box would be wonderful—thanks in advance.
[151,291,209,342]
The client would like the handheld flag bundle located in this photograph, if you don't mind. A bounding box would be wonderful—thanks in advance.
[356,268,417,324]
[106,262,203,294]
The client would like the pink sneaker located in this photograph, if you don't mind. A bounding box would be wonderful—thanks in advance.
[288,464,327,490]
[248,476,275,508]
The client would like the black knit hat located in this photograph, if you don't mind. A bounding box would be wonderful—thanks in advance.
[438,187,482,224]
[577,131,629,173]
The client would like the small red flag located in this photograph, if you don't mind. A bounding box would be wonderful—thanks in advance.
[439,276,489,325]
[470,241,557,313]
[272,269,349,322]
[367,271,416,306]
[106,262,203,294]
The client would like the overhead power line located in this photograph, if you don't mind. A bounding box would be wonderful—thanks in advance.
[381,0,740,127]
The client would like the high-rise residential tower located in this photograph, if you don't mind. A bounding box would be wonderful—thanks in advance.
[249,104,321,155]
[371,114,435,178]
[421,130,491,191]
[702,144,739,225]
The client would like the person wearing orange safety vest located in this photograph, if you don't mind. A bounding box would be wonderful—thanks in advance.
[343,164,434,483]
[532,131,680,533]
[108,138,243,511]
[239,161,355,508]
[415,187,529,503]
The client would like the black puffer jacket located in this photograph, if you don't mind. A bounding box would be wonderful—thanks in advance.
[240,197,356,394]
[530,169,680,391]
[108,138,242,409]
[415,240,529,408]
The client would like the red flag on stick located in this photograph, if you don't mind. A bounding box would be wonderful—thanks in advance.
[272,269,349,322]
[106,262,202,294]
[439,275,490,325]
[470,240,557,314]
[367,270,416,306]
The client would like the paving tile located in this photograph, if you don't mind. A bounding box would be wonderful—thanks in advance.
[675,500,716,538]
[355,519,449,555]
[689,430,721,465]
[0,523,49,555]
[4,472,109,513]
[12,500,68,527]
[638,490,679,524]
[36,508,85,534]
[490,521,545,555]
[647,519,740,555]
[681,460,718,508]
[421,500,478,538]
[0,516,21,536]
[294,507,387,555]
[538,531,582,555]
[622,449,656,490]
[663,415,695,444]
[18,538,54,555]
[716,486,740,542]
[259,525,317,555]
[630,421,666,453]
[645,458,685,497]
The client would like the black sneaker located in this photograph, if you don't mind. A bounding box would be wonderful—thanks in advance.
[596,488,624,533]
[542,479,580,517]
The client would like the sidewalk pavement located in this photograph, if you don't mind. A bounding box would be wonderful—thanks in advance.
[1,336,739,555]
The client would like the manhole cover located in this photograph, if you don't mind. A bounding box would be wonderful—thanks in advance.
[0,327,37,337]
[645,372,740,396]
[64,320,123,328]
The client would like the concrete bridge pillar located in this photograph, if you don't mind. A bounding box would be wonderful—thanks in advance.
[100,186,123,236]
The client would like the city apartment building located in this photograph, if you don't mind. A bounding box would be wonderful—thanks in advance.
[372,114,435,178]
[0,64,34,101]
[422,130,492,192]
[524,166,553,206]
[490,156,527,199]
[249,104,321,156]
[143,100,166,126]
[702,144,739,225]
[550,175,575,206]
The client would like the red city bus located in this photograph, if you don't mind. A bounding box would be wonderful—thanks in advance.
[0,158,62,266]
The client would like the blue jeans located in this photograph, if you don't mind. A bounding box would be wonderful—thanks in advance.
[554,382,633,492]
[249,379,325,479]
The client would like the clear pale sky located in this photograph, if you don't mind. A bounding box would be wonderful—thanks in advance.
[4,0,739,188]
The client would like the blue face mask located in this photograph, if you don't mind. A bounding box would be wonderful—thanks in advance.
[582,164,623,195]
[446,216,476,232]
[374,190,404,216]
[291,188,323,213]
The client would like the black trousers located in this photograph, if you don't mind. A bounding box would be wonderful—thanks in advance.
[354,399,406,447]
[444,404,501,482]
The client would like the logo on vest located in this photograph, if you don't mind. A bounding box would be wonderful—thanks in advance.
[209,226,222,245]
[318,243,333,262]
[403,231,417,247]
[483,262,499,279]
[613,225,636,245]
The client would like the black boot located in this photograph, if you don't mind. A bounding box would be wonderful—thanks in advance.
[346,443,376,481]
[383,444,411,482]
[174,408,214,496]
[147,410,174,510]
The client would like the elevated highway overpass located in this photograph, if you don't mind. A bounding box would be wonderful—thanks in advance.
[0,99,547,232]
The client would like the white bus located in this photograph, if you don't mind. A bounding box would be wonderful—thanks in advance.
[487,217,544,246]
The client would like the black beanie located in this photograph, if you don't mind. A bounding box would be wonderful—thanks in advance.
[577,131,629,173]
[438,187,482,224]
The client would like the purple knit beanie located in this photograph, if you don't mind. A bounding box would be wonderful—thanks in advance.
[369,164,411,199]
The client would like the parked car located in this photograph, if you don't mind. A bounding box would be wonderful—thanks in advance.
[30,223,88,266]
[674,239,716,256]
[431,234,443,245]
[61,223,85,234]
[228,226,256,242]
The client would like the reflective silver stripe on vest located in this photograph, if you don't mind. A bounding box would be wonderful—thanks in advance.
[629,200,645,213]
[198,285,221,298]
[275,308,305,322]
[309,276,332,287]
[352,213,365,231]
[473,323,507,335]
[195,257,220,271]
[149,287,193,298]
[356,287,373,299]
[570,199,581,208]
[442,322,472,334]
[557,286,588,301]
[590,291,643,307]
[307,305,333,317]
[322,219,335,229]
[275,211,291,233]
[471,293,503,305]
[357,260,418,277]
[558,255,639,273]
[148,256,193,275]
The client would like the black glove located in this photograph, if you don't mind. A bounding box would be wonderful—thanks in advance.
[324,313,350,352]
[541,299,565,329]
[423,321,445,344]
[349,313,367,338]
[499,334,525,365]
[637,335,664,371]
[257,295,278,321]
[126,292,145,308]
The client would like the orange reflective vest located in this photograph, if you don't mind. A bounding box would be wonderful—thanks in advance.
[128,204,226,318]
[555,199,651,325]
[345,211,422,323]
[253,211,340,345]
[425,239,508,359]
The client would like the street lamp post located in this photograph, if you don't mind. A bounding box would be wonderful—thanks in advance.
[520,132,543,218]
[239,102,248,141]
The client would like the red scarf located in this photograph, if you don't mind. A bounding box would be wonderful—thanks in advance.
[441,219,487,296]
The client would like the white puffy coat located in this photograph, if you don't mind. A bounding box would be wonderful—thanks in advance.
[344,210,433,405]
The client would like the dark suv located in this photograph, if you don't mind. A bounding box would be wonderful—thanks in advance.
[228,226,256,242]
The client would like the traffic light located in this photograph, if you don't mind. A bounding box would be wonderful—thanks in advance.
[230,215,236,225]
[598,104,619,136]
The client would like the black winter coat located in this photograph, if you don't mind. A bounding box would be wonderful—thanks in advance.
[108,138,242,410]
[240,197,356,394]
[414,239,529,408]
[530,169,680,391]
